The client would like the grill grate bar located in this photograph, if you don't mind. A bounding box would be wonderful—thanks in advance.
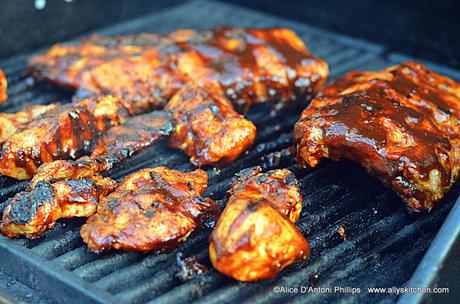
[31,226,85,259]
[330,53,383,78]
[145,272,226,304]
[73,252,146,282]
[324,48,363,66]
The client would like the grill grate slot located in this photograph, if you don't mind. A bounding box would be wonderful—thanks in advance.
[0,1,459,304]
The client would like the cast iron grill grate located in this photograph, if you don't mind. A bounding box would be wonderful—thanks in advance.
[0,1,459,303]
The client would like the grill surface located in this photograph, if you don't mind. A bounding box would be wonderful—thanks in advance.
[0,1,459,303]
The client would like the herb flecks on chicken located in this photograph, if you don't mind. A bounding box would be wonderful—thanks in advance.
[294,62,460,211]
[209,167,309,282]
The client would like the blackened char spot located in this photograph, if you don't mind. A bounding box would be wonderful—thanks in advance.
[7,182,55,224]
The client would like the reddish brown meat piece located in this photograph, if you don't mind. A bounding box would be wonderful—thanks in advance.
[0,69,7,104]
[81,167,218,252]
[209,167,309,282]
[0,103,59,145]
[28,81,255,186]
[294,62,460,211]
[0,95,132,180]
[26,28,328,169]
[1,176,116,239]
[166,84,256,166]
[1,110,174,238]
[30,110,175,187]
[29,28,329,111]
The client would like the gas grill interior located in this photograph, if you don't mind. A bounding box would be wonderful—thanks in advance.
[0,1,459,304]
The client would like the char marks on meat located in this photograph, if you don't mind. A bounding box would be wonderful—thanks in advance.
[166,83,256,166]
[29,28,329,112]
[294,62,460,211]
[1,176,116,238]
[81,167,219,252]
[30,110,175,187]
[0,95,133,180]
[209,167,309,282]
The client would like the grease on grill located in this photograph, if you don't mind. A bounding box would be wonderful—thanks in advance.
[175,252,208,282]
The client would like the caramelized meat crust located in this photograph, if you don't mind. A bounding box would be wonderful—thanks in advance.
[294,62,460,211]
[170,28,329,111]
[29,28,329,111]
[0,103,59,145]
[30,110,175,187]
[26,28,328,169]
[0,95,132,180]
[0,69,7,104]
[28,33,165,88]
[166,84,256,166]
[81,167,218,252]
[2,111,173,238]
[1,176,116,239]
[209,167,309,282]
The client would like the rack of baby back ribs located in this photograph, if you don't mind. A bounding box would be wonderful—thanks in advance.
[0,27,458,283]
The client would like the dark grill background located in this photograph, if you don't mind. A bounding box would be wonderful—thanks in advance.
[0,1,459,303]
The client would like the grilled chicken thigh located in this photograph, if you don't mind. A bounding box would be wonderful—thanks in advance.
[166,84,256,166]
[81,167,218,252]
[0,103,59,145]
[0,95,133,180]
[2,111,173,238]
[209,167,309,282]
[29,28,329,111]
[30,110,175,187]
[28,33,178,111]
[0,69,7,104]
[294,62,460,211]
[23,28,328,171]
[1,176,116,238]
[30,82,255,185]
